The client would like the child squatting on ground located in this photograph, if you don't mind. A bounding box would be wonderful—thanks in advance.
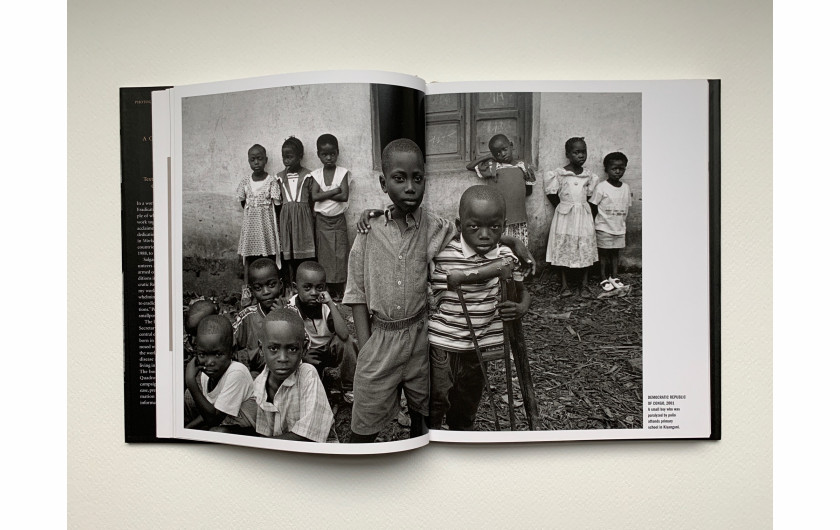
[309,134,351,301]
[252,308,334,442]
[589,151,633,293]
[428,185,531,431]
[275,136,317,293]
[347,139,536,443]
[545,137,599,298]
[286,261,357,398]
[232,258,288,378]
[184,315,257,434]
[466,134,536,246]
[236,144,283,306]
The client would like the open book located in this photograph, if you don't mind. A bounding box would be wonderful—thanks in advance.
[122,71,720,454]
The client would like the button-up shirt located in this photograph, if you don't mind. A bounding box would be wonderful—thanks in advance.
[344,205,458,321]
[253,363,333,442]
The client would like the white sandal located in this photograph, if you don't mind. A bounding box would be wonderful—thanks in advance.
[599,279,615,292]
[609,277,625,289]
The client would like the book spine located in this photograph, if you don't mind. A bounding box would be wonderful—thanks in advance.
[120,86,171,442]
[708,79,722,441]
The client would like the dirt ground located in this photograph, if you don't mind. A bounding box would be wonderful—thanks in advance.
[330,270,643,441]
[185,270,642,443]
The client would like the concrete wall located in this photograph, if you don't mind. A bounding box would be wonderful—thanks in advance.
[181,83,387,294]
[182,88,643,294]
[423,92,642,270]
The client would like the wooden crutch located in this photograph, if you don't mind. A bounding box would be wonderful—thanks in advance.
[448,259,540,430]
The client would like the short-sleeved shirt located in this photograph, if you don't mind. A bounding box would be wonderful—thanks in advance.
[343,206,459,320]
[287,294,334,351]
[590,180,632,235]
[198,361,256,421]
[310,167,350,216]
[253,363,333,442]
[232,304,269,375]
[428,237,522,353]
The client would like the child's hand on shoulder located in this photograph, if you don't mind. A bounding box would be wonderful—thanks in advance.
[356,209,385,233]
[498,300,527,321]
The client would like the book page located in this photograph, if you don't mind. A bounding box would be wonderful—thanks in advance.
[155,71,431,454]
[423,80,715,442]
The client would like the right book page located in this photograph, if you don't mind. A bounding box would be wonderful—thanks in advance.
[424,80,717,442]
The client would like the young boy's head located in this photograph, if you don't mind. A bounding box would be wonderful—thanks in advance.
[262,308,310,383]
[456,185,507,257]
[294,261,328,307]
[379,138,426,214]
[281,136,304,170]
[194,315,234,381]
[248,144,268,174]
[603,152,628,181]
[316,133,339,169]
[185,300,220,337]
[248,258,282,312]
[488,134,513,164]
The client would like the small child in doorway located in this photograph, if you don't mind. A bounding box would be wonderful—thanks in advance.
[236,144,283,306]
[286,261,357,399]
[275,136,316,295]
[252,308,334,442]
[184,315,257,434]
[232,258,287,378]
[589,151,633,292]
[467,134,536,246]
[309,134,351,302]
[544,137,599,297]
[428,185,531,431]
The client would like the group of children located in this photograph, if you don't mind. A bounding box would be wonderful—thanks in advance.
[183,132,634,441]
[237,134,350,306]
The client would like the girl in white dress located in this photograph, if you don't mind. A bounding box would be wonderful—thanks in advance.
[544,137,598,297]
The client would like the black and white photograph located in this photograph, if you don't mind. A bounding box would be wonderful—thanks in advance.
[422,91,642,434]
[175,80,643,446]
[177,79,430,445]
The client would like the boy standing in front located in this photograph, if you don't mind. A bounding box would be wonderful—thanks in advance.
[428,185,531,430]
[345,139,535,443]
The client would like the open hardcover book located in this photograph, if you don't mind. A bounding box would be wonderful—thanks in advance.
[121,71,720,454]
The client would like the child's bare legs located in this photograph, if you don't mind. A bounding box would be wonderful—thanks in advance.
[598,249,608,281]
[560,267,573,296]
[579,267,592,297]
[611,249,621,278]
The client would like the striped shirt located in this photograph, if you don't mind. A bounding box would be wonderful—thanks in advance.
[253,363,333,442]
[428,236,522,353]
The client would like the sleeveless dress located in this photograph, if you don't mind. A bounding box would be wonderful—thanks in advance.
[544,168,599,268]
[310,167,350,283]
[235,174,282,261]
[276,168,316,260]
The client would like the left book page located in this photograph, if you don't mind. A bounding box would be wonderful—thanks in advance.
[153,71,429,454]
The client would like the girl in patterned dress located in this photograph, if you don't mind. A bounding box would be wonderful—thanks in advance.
[275,136,316,295]
[544,137,599,297]
[236,144,283,305]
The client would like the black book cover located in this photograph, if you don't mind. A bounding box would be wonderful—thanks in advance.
[120,86,170,442]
